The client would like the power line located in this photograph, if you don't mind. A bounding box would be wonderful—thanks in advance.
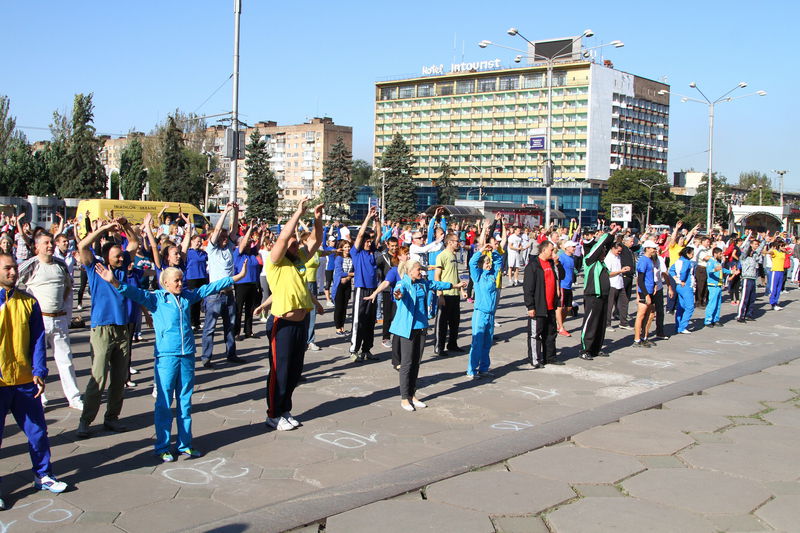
[193,73,233,114]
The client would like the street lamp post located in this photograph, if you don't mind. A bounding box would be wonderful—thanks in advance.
[658,83,766,231]
[378,167,390,227]
[642,182,666,228]
[229,0,242,203]
[480,30,623,228]
[773,169,789,207]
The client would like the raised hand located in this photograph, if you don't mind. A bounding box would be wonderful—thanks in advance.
[296,196,309,213]
[314,203,325,219]
[94,263,116,285]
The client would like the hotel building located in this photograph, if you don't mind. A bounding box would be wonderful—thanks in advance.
[374,51,669,223]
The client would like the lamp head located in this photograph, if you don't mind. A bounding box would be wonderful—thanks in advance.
[689,81,697,88]
[757,90,767,96]
[582,50,590,58]
[583,29,594,37]
[514,55,522,63]
[738,81,748,88]
[478,40,491,48]
[611,40,624,47]
[680,97,688,103]
[507,28,518,36]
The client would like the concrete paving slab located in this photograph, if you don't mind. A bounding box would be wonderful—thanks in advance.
[735,371,800,390]
[293,457,390,489]
[572,483,624,498]
[619,406,733,433]
[663,394,766,417]
[492,515,550,533]
[679,441,800,482]
[61,473,178,512]
[762,407,800,427]
[637,455,686,469]
[702,382,796,403]
[754,494,800,532]
[709,513,774,533]
[212,478,317,511]
[572,423,695,456]
[508,444,644,484]
[426,470,575,515]
[622,468,772,515]
[325,500,494,533]
[234,440,335,470]
[722,424,800,448]
[115,498,237,533]
[546,497,715,533]
[763,361,800,377]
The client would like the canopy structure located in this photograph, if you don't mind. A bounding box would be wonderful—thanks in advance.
[732,210,784,233]
[423,205,485,219]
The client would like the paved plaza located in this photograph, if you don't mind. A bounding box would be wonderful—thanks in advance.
[1,284,798,532]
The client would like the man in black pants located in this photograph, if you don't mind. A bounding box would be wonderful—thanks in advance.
[434,234,464,355]
[579,225,620,360]
[523,241,561,368]
[349,207,380,361]
[375,237,399,349]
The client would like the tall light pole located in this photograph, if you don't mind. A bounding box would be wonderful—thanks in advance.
[773,169,789,207]
[480,31,623,227]
[378,167,390,227]
[642,181,666,228]
[229,0,242,203]
[658,83,766,231]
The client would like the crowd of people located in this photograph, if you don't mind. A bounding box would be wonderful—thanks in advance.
[0,201,797,507]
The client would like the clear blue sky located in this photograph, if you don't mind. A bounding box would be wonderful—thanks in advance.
[2,0,797,191]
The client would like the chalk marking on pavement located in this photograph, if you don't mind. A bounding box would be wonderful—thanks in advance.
[511,387,559,400]
[687,348,718,355]
[15,499,73,524]
[540,365,633,385]
[749,331,778,337]
[0,521,15,533]
[162,458,250,485]
[629,378,672,389]
[632,359,674,369]
[715,339,752,346]
[775,324,800,331]
[314,430,378,449]
[491,420,534,431]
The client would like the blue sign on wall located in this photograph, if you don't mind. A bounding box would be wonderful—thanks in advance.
[529,136,546,150]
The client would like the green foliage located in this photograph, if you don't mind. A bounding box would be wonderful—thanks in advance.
[119,136,147,201]
[738,170,776,206]
[683,172,729,228]
[433,162,457,205]
[321,137,355,221]
[601,169,681,227]
[159,116,196,204]
[60,93,106,198]
[0,137,34,196]
[0,96,17,160]
[352,159,372,187]
[378,134,418,222]
[109,171,120,199]
[244,130,280,221]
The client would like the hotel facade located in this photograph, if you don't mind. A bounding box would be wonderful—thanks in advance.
[374,56,669,223]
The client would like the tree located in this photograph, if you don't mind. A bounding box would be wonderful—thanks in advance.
[738,170,776,206]
[159,116,198,204]
[119,136,147,201]
[0,137,34,196]
[244,130,279,221]
[352,159,372,187]
[684,172,729,228]
[433,162,457,205]
[60,93,106,198]
[0,96,17,160]
[320,137,355,220]
[600,169,680,228]
[378,134,418,221]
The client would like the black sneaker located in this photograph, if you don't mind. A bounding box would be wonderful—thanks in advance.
[596,351,610,357]
[736,318,746,323]
[579,352,593,360]
[363,351,379,360]
[227,356,246,364]
[447,346,466,353]
[103,420,128,433]
[706,323,715,328]
[530,362,544,369]
[633,340,644,348]
[715,322,724,328]
[202,360,216,369]
[642,339,654,348]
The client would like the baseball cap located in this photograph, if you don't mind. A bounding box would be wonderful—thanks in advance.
[642,240,659,249]
[564,240,578,248]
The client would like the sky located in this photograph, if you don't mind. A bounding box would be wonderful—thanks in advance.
[2,0,798,191]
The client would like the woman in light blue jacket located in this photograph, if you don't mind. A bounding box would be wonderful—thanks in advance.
[390,259,465,412]
[96,262,247,462]
[668,247,695,334]
[467,245,504,378]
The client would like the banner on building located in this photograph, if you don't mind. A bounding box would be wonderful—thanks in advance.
[610,203,632,222]
[529,136,546,150]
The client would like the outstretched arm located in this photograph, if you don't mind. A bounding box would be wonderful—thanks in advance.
[354,206,377,250]
[209,203,233,246]
[78,221,120,266]
[271,197,309,264]
[305,203,325,256]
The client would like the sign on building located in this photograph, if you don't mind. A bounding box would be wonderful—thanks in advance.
[610,203,633,222]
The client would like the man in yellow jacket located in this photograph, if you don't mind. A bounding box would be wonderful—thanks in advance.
[0,253,68,509]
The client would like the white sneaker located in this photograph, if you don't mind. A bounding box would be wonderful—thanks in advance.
[129,367,140,375]
[382,339,392,348]
[679,330,692,334]
[76,305,83,311]
[307,343,321,351]
[411,399,427,409]
[773,305,783,311]
[152,386,158,399]
[282,412,301,427]
[35,475,68,494]
[266,416,295,431]
[326,301,334,308]
[40,393,48,406]
[69,398,84,410]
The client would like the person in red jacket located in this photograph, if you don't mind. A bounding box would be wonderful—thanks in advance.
[523,241,562,369]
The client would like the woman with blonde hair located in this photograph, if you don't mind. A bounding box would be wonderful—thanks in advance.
[390,259,465,411]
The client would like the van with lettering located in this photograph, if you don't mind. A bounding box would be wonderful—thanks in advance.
[74,199,208,237]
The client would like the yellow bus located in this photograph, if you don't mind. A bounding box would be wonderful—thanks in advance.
[74,199,209,237]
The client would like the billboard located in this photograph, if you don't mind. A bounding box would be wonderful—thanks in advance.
[529,136,546,150]
[610,204,632,222]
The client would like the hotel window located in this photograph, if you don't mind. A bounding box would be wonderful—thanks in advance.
[418,83,434,97]
[456,79,475,94]
[380,87,397,100]
[522,73,545,89]
[437,83,454,96]
[399,86,415,99]
[551,72,567,87]
[477,78,497,92]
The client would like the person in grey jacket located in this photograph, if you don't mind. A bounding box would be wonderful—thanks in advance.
[736,230,765,322]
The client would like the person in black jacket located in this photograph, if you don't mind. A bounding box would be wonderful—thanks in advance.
[579,224,620,360]
[374,237,399,348]
[523,240,562,368]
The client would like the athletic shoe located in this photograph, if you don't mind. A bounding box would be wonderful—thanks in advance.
[179,448,204,458]
[411,399,427,409]
[69,398,84,411]
[307,343,321,351]
[158,451,175,463]
[0,497,6,511]
[125,380,137,388]
[103,420,128,433]
[596,351,610,357]
[130,367,140,375]
[34,475,68,494]
[773,305,783,311]
[530,363,544,369]
[642,339,654,348]
[706,323,715,328]
[632,340,644,348]
[467,298,474,303]
[336,330,347,336]
[736,318,746,323]
[494,322,501,328]
[400,401,415,412]
[478,371,495,377]
[349,352,361,363]
[579,352,594,360]
[363,351,379,360]
[75,421,91,439]
[558,329,572,337]
[548,359,566,365]
[282,412,301,427]
[76,304,83,311]
[266,417,295,431]
[40,393,48,406]
[618,324,633,330]
[326,301,334,308]
[447,346,466,353]
[654,335,670,340]
[715,322,724,328]
[679,330,693,334]
[202,360,216,369]
[382,339,392,348]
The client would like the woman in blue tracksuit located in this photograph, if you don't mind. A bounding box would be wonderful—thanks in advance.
[95,262,247,462]
[390,259,465,412]
[669,247,695,334]
[467,245,503,378]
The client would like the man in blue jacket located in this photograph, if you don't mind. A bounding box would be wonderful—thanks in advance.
[349,207,381,361]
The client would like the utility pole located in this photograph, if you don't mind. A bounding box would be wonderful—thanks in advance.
[229,0,242,203]
[773,169,789,207]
